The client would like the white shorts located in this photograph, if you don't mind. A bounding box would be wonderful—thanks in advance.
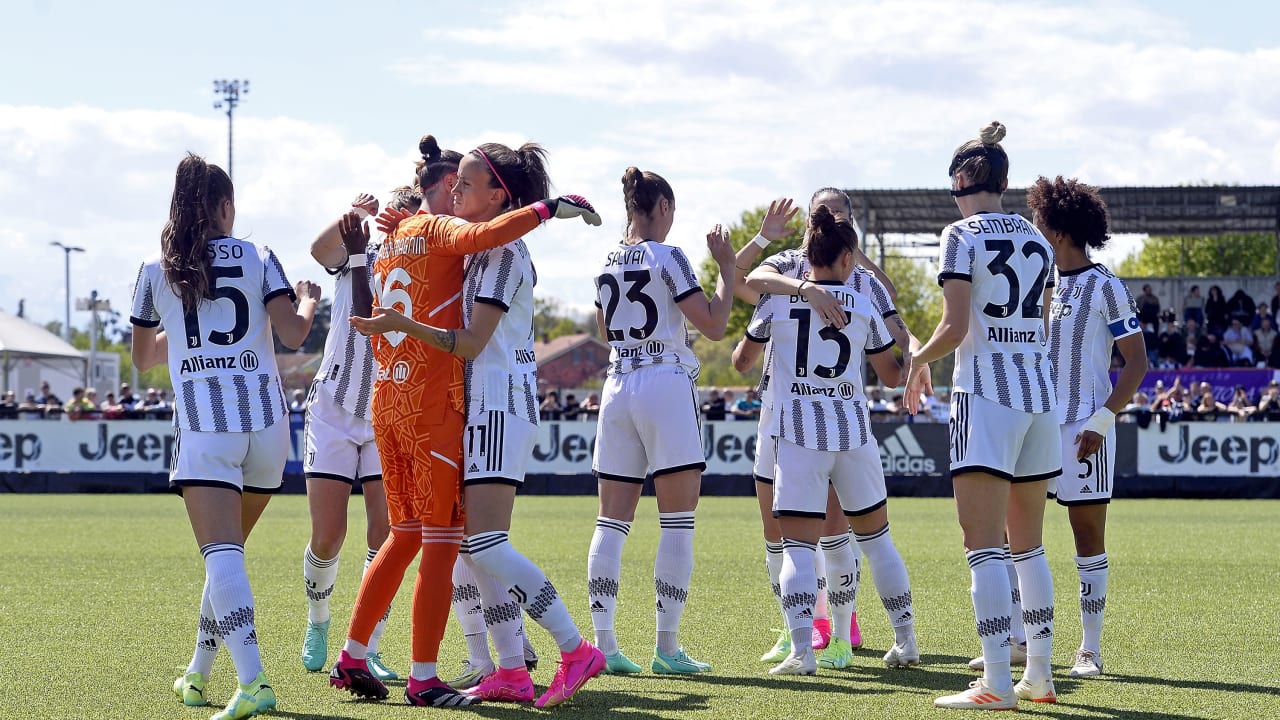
[773,438,886,518]
[171,420,290,494]
[464,410,536,486]
[592,365,705,483]
[753,422,777,482]
[1049,420,1116,505]
[948,392,1061,482]
[304,386,381,484]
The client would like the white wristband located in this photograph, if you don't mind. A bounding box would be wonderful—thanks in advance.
[752,233,770,249]
[1081,407,1116,437]
[347,253,367,268]
[353,207,371,220]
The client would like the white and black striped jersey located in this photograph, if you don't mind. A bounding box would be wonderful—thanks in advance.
[746,281,895,452]
[312,244,378,421]
[594,239,702,377]
[1049,263,1140,424]
[462,239,540,425]
[754,248,899,440]
[130,238,294,432]
[938,212,1056,415]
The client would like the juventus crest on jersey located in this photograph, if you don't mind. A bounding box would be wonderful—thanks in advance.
[462,239,541,425]
[938,212,1057,414]
[130,238,293,432]
[1049,263,1141,424]
[594,239,702,377]
[314,245,379,421]
[746,281,895,452]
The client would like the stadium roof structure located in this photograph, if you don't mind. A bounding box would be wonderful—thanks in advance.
[846,185,1280,238]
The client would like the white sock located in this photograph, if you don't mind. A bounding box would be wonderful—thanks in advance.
[1077,552,1109,654]
[468,530,582,653]
[203,543,263,685]
[780,537,817,653]
[458,541,523,670]
[655,512,695,655]
[819,533,859,641]
[363,548,390,653]
[1014,545,1054,683]
[854,523,915,645]
[303,545,339,625]
[813,543,829,621]
[451,549,490,666]
[765,541,787,626]
[1005,544,1026,645]
[588,516,630,655]
[968,547,1012,693]
[186,577,222,676]
[410,661,437,682]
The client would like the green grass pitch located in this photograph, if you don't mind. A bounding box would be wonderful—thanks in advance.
[1,494,1277,718]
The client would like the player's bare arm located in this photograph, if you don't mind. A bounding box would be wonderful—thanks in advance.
[676,225,738,341]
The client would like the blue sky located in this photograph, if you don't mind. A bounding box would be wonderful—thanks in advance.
[2,0,1278,328]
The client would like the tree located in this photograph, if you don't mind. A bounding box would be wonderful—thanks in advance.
[1116,233,1276,277]
[533,296,592,342]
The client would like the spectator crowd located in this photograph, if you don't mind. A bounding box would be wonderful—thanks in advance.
[0,381,175,421]
[1138,282,1280,370]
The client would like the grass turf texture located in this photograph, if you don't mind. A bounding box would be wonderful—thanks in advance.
[1,495,1277,719]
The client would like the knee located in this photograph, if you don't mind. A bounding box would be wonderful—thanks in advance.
[309,533,344,560]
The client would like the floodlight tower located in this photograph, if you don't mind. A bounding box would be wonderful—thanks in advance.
[50,241,85,342]
[213,79,249,180]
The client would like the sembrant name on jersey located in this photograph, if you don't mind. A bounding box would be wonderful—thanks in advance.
[987,327,1041,343]
[965,215,1036,235]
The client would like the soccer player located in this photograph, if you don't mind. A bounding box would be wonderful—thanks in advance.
[909,122,1060,710]
[350,142,606,708]
[133,153,319,720]
[328,135,601,708]
[1029,175,1147,678]
[736,189,928,669]
[299,187,423,679]
[733,205,915,676]
[587,167,735,675]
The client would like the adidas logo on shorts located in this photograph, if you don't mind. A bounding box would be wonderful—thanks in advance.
[591,600,606,613]
[468,463,480,473]
[1080,485,1092,493]
[879,425,937,474]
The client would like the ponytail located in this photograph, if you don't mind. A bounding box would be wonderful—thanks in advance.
[160,153,233,313]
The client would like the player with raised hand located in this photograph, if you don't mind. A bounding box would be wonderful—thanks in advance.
[298,188,421,681]
[909,122,1059,711]
[350,141,606,708]
[134,153,319,720]
[329,135,601,709]
[585,167,735,676]
[733,205,914,676]
[736,188,927,669]
[1029,175,1147,679]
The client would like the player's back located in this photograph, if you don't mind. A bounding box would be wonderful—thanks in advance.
[595,239,701,377]
[131,237,290,432]
[748,281,893,451]
[940,212,1056,414]
[371,214,466,426]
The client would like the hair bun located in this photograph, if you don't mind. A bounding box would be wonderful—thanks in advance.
[979,121,1006,145]
[419,134,441,163]
[621,166,643,186]
[810,203,836,231]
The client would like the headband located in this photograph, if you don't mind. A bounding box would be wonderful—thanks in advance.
[474,148,515,207]
[948,145,1008,197]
